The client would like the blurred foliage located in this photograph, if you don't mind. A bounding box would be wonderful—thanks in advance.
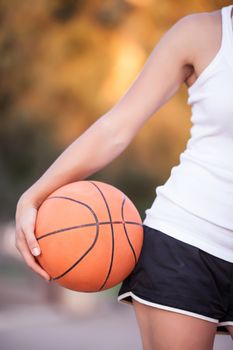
[0,113,60,219]
[0,0,229,221]
[50,0,86,22]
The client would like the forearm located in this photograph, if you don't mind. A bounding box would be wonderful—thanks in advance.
[21,114,128,206]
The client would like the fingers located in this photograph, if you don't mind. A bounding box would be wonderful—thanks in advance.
[15,228,51,282]
[22,222,41,257]
[15,201,51,282]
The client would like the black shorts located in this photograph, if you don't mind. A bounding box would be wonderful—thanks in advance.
[117,224,233,335]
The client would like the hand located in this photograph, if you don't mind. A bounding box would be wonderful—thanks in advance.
[15,195,51,282]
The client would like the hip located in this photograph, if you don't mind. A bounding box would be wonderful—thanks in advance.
[143,194,233,263]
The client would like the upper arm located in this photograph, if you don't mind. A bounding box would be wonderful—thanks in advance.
[103,14,197,144]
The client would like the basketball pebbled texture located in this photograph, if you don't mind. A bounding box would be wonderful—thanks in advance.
[35,180,144,292]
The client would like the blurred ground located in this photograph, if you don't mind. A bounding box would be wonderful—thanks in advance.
[0,300,232,350]
[0,301,141,350]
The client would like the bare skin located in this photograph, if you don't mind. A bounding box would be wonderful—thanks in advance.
[132,299,218,350]
[185,7,232,89]
[15,4,233,346]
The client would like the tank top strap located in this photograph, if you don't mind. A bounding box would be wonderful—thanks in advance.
[221,5,233,56]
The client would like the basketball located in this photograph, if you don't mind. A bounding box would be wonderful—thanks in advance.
[34,180,144,292]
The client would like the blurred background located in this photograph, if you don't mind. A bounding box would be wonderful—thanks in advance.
[1,0,232,349]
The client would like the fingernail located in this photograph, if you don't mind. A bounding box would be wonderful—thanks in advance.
[32,247,40,256]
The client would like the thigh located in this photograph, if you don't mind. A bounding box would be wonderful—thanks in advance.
[226,325,233,340]
[132,299,217,350]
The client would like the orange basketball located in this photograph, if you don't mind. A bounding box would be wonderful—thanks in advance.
[35,180,144,292]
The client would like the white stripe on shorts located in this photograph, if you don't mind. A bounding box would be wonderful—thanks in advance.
[218,321,233,326]
[117,291,219,324]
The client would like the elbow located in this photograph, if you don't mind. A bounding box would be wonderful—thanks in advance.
[98,113,131,153]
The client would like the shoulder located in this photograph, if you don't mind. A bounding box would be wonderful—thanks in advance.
[170,9,221,63]
[174,8,220,36]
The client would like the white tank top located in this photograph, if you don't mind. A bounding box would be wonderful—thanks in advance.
[143,4,233,263]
